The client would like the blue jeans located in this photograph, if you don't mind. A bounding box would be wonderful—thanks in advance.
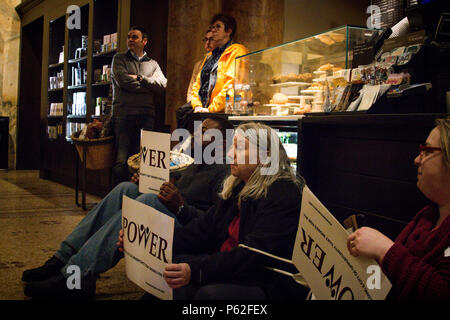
[112,115,155,186]
[54,182,180,287]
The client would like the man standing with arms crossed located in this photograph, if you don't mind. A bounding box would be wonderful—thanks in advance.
[111,26,167,186]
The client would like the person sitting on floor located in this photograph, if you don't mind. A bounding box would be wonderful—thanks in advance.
[22,116,234,299]
[347,116,450,300]
[121,122,309,300]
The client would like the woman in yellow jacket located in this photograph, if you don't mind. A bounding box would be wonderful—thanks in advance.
[190,14,248,113]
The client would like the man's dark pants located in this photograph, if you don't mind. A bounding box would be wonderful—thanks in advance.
[112,114,154,186]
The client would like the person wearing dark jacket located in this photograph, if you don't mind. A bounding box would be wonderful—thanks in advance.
[132,122,308,300]
[22,117,232,299]
[111,26,167,186]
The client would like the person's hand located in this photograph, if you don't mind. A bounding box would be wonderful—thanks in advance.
[117,229,124,253]
[194,107,210,113]
[347,227,394,263]
[130,172,139,184]
[158,182,184,214]
[128,74,138,79]
[163,263,191,288]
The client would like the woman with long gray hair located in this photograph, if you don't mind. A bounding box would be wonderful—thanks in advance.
[140,121,307,300]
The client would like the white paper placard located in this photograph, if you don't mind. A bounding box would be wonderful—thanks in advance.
[122,195,174,300]
[292,186,392,300]
[139,130,171,194]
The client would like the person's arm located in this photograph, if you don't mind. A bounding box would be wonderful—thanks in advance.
[187,60,202,103]
[381,242,450,299]
[176,168,227,224]
[140,61,167,90]
[207,45,248,113]
[111,54,148,93]
[190,57,208,109]
[158,182,211,226]
[174,180,302,286]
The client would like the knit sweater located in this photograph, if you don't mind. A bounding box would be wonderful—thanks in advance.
[111,50,167,116]
[381,204,450,299]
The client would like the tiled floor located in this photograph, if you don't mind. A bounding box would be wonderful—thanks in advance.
[0,170,145,300]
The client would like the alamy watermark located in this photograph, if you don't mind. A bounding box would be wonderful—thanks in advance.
[66,5,81,30]
[66,265,81,290]
[366,5,381,29]
[170,121,280,176]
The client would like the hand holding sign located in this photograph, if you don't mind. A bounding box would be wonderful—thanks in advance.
[291,186,391,300]
[163,263,191,288]
[157,182,184,214]
[347,227,394,263]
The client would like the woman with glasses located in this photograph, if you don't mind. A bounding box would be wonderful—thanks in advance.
[189,14,248,113]
[347,116,450,299]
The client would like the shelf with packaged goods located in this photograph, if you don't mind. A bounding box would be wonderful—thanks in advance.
[48,87,64,92]
[67,115,86,121]
[92,81,111,87]
[93,48,117,59]
[68,56,88,64]
[67,84,87,90]
[49,62,64,69]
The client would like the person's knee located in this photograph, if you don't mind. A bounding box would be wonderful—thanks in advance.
[114,181,138,197]
[194,285,224,300]
[112,163,130,185]
[136,193,159,207]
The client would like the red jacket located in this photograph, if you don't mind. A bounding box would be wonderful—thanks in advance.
[381,204,450,299]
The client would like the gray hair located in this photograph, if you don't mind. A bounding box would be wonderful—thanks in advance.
[220,122,303,203]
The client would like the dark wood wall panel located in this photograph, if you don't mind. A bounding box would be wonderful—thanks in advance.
[299,114,442,240]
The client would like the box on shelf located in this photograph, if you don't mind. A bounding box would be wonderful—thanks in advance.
[103,34,111,44]
[110,33,117,44]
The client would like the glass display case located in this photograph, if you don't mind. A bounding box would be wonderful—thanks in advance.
[232,25,379,117]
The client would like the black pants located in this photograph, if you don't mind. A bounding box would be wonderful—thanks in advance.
[176,102,194,133]
[141,283,267,300]
[112,114,154,186]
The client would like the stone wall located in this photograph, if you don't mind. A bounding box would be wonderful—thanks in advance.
[0,0,21,169]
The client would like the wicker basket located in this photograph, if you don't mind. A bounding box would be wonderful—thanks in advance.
[127,151,194,174]
[71,131,115,170]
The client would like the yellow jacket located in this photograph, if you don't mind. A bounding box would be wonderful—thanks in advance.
[190,43,248,113]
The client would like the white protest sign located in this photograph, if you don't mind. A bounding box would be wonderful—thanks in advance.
[122,195,174,300]
[292,186,391,300]
[139,130,171,194]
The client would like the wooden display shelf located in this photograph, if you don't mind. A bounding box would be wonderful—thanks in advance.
[93,48,117,58]
[92,81,111,87]
[68,56,88,64]
[68,84,87,90]
[49,62,64,69]
[48,87,63,92]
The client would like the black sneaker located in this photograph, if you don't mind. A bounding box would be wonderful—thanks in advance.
[24,274,95,300]
[21,256,65,282]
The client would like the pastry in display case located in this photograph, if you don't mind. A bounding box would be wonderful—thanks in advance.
[232,25,379,117]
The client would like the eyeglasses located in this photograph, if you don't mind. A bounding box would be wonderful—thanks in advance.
[203,37,214,43]
[419,144,442,157]
[210,23,223,30]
